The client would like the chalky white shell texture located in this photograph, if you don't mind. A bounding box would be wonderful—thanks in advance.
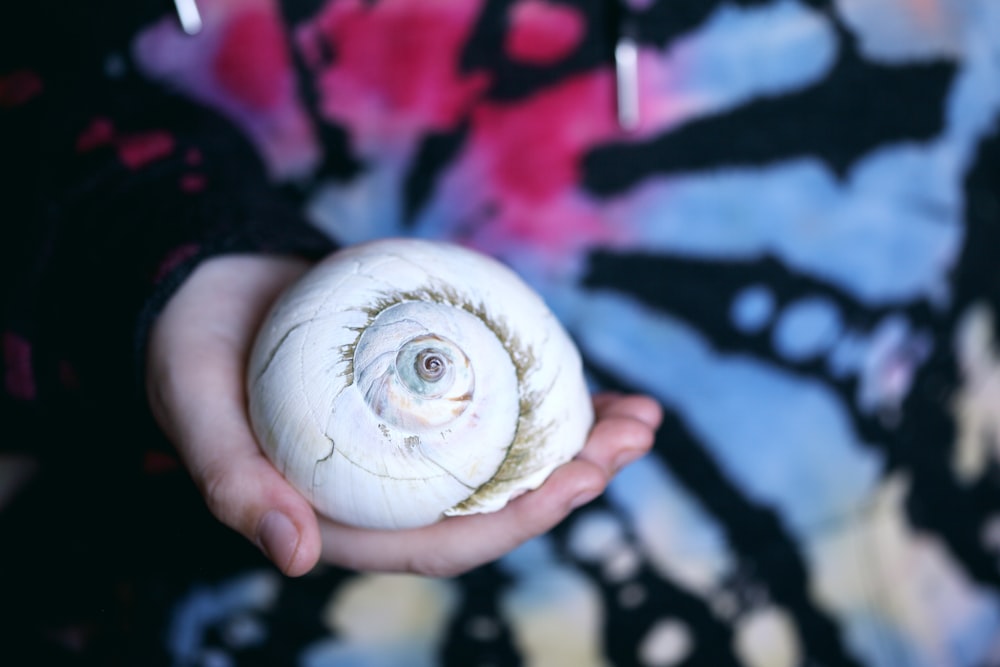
[247,238,593,530]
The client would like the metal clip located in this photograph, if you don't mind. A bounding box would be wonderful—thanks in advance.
[174,0,203,35]
[614,26,640,131]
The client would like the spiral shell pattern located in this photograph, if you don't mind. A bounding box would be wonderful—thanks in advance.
[247,238,593,530]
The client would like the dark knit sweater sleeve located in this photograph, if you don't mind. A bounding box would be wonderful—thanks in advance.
[0,4,335,454]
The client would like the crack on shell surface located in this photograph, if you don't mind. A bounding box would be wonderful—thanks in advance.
[331,445,476,490]
[312,437,336,490]
[253,319,311,384]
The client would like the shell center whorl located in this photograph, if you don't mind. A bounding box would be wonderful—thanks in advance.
[416,350,445,381]
[353,300,482,432]
[395,335,469,400]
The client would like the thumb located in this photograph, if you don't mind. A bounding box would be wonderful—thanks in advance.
[145,254,322,576]
[147,350,322,577]
[194,435,322,577]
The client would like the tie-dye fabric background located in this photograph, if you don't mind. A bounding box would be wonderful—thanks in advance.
[3,0,1000,665]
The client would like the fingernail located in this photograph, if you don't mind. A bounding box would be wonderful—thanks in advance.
[570,487,602,511]
[257,511,299,572]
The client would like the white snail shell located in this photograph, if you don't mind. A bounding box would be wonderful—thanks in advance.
[247,238,593,530]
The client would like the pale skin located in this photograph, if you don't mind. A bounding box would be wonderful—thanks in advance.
[147,254,663,577]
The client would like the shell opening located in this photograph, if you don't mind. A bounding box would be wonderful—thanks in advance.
[416,349,446,381]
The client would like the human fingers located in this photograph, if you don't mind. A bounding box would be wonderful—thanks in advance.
[576,393,662,476]
[316,394,661,576]
[592,392,663,429]
[317,456,606,577]
[147,255,322,576]
[162,369,323,577]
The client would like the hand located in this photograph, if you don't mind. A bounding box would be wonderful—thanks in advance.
[317,391,661,576]
[147,254,662,577]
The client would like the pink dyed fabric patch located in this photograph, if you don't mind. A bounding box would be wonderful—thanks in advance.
[3,331,36,401]
[0,69,43,108]
[153,244,200,284]
[505,0,585,65]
